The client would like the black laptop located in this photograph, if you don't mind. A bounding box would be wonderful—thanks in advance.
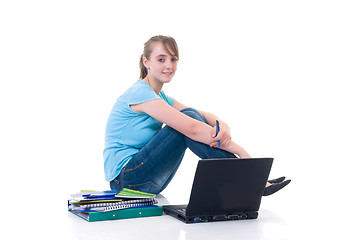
[163,158,273,223]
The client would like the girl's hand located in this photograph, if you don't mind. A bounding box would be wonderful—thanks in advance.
[210,121,232,148]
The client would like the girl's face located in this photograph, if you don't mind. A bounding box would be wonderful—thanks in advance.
[143,42,178,84]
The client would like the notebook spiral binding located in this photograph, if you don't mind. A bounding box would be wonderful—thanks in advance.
[80,199,158,212]
[103,200,157,212]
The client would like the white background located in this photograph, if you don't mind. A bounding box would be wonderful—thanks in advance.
[1,0,358,239]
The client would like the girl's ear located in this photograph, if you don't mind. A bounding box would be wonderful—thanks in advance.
[143,56,149,69]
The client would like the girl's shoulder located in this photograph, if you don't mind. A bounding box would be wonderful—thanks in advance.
[119,80,160,106]
[133,80,158,94]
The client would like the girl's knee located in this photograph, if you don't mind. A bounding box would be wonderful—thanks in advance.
[180,108,206,122]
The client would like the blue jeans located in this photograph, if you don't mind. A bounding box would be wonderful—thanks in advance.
[110,108,237,194]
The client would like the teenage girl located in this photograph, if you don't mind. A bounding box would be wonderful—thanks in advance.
[104,35,290,195]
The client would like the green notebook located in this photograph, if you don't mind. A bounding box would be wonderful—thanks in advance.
[115,188,156,198]
[69,206,163,222]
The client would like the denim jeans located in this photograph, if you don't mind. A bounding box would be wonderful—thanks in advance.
[110,108,237,194]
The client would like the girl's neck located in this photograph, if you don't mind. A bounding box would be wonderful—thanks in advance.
[143,76,163,95]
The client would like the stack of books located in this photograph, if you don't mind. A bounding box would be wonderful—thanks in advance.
[68,188,163,222]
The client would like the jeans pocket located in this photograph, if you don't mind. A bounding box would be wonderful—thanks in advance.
[123,161,144,173]
[122,160,159,194]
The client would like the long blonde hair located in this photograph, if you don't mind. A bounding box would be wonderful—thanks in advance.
[139,35,179,79]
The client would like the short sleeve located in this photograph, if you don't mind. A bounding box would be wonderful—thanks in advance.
[159,90,175,106]
[126,84,160,106]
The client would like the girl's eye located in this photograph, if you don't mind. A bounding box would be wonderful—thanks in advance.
[171,58,177,62]
[158,58,164,62]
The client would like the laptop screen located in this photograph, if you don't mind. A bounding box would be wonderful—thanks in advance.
[186,158,273,216]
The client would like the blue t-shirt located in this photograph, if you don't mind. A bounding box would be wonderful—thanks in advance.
[103,80,175,181]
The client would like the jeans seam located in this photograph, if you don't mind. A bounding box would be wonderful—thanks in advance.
[120,168,124,189]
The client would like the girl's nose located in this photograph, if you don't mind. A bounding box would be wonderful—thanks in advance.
[165,61,173,68]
